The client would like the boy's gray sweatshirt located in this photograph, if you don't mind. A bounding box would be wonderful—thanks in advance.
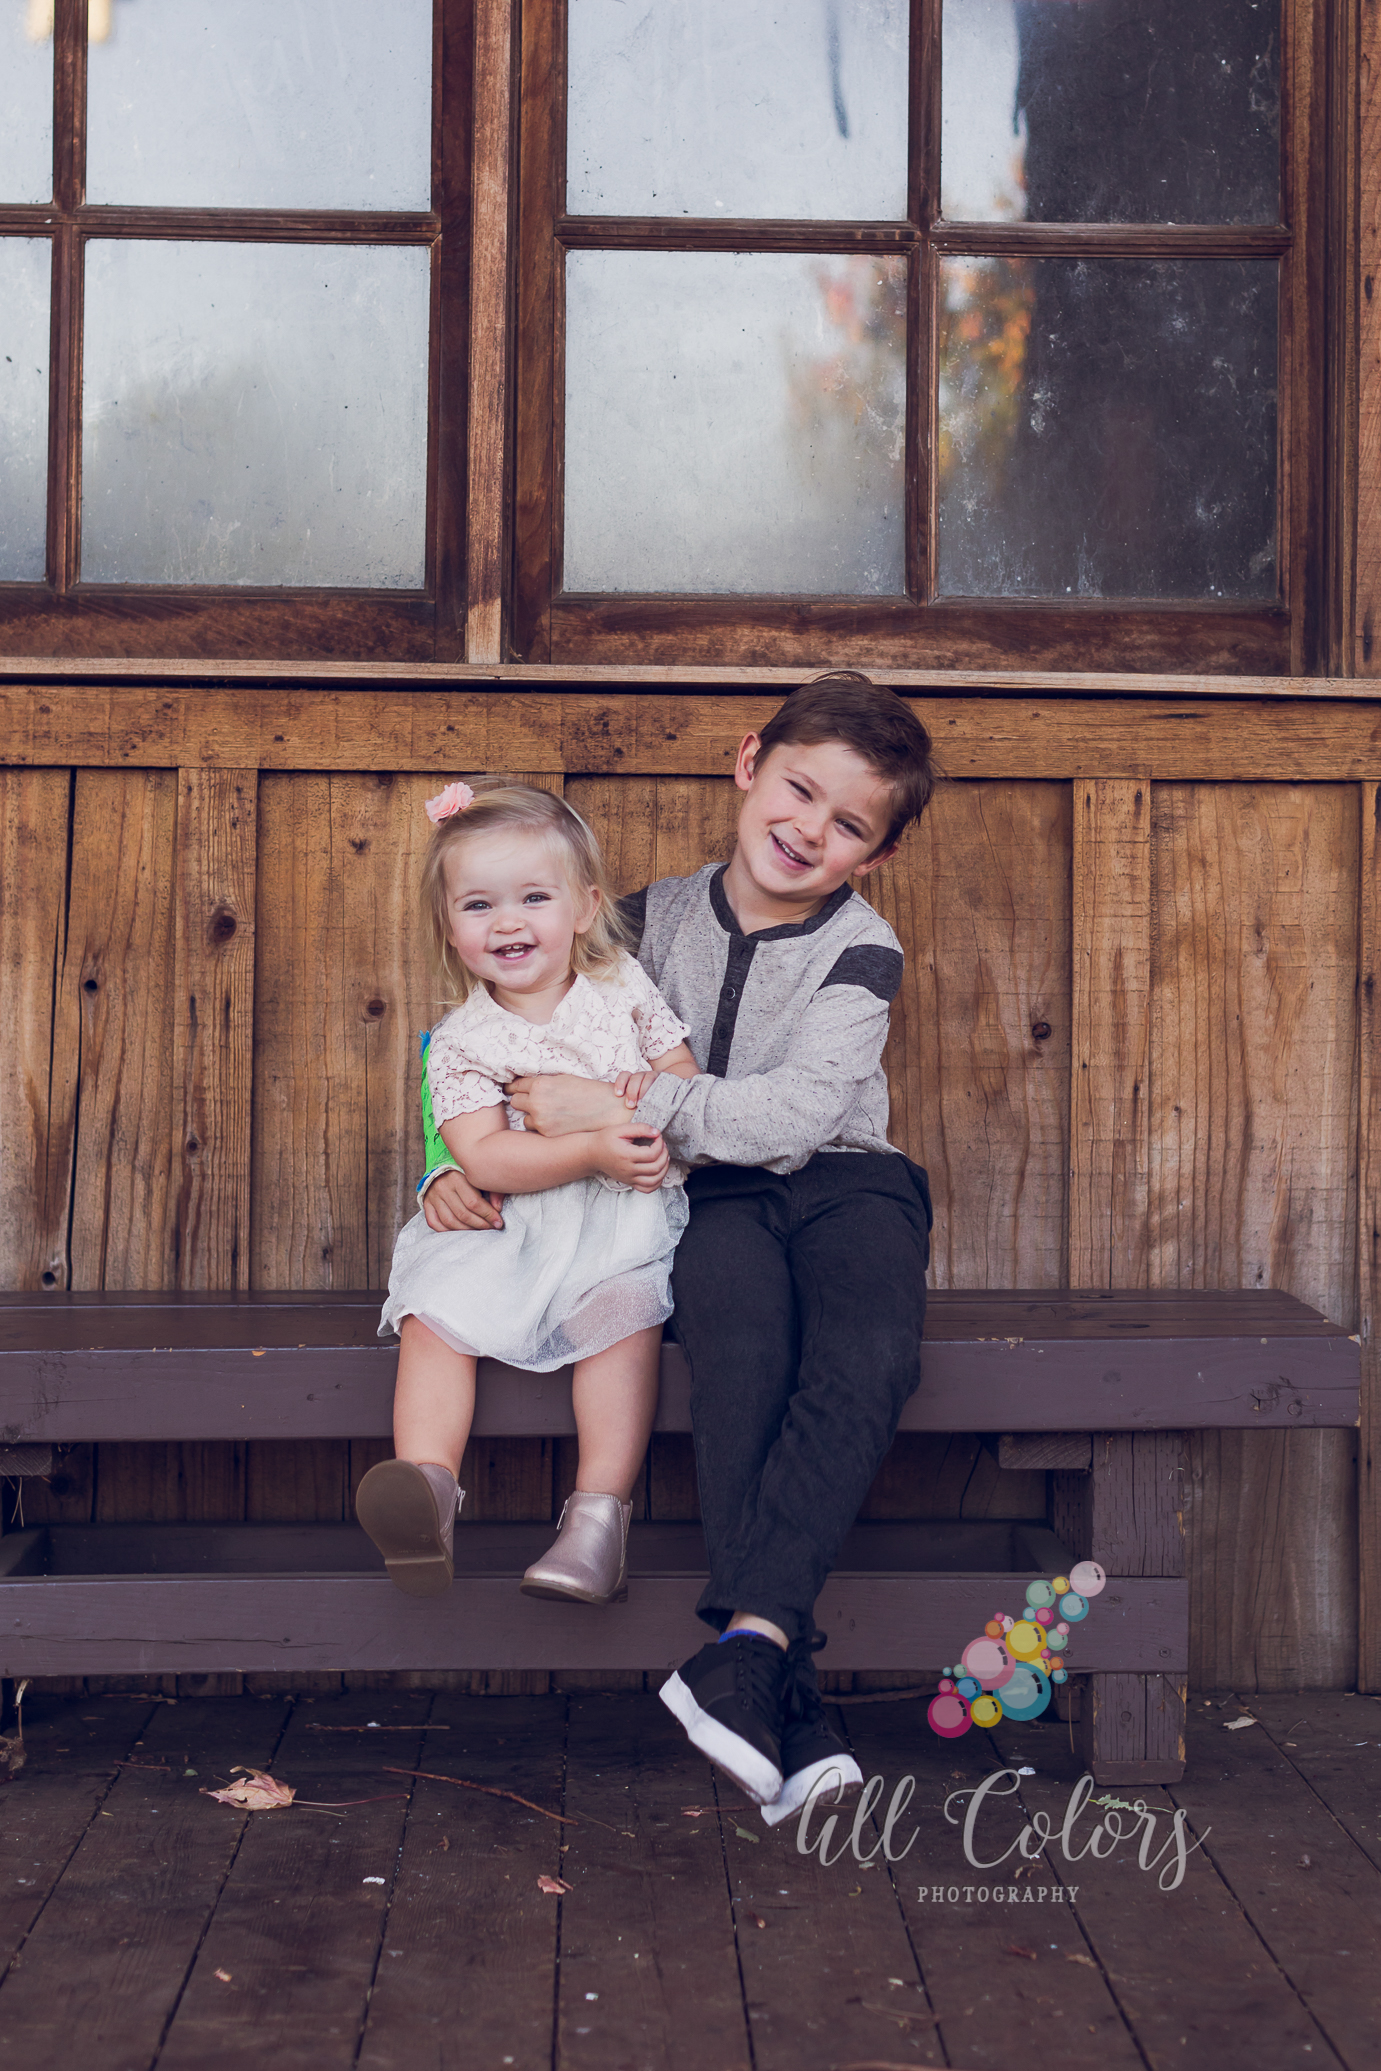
[625,862,903,1173]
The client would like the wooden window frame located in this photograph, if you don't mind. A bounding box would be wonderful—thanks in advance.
[0,0,474,663]
[513,0,1338,676]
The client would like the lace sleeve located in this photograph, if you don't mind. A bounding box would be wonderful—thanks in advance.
[623,955,692,1065]
[427,1025,507,1127]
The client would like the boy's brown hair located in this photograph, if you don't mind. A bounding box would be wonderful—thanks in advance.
[754,670,938,851]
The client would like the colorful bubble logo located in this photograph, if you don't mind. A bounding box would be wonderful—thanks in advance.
[1006,1619,1043,1660]
[998,1664,1052,1721]
[928,1691,971,1738]
[960,1636,1015,1689]
[926,1568,1103,1739]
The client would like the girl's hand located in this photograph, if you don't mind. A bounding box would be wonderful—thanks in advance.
[422,1169,505,1232]
[593,1122,670,1192]
[613,1069,656,1108]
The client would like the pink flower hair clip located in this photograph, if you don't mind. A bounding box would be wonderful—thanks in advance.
[424,781,475,825]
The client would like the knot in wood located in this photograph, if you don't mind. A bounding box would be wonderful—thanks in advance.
[1031,1020,1052,1041]
[209,908,238,944]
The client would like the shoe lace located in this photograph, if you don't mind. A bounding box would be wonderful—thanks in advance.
[781,1627,828,1730]
[731,1634,792,1714]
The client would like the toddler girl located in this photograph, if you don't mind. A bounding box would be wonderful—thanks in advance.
[357,779,697,1605]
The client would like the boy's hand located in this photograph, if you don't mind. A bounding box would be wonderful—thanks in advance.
[422,1169,505,1232]
[593,1122,670,1193]
[613,1069,656,1107]
[508,1073,627,1135]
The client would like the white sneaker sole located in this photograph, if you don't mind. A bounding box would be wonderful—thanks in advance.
[760,1752,864,1828]
[659,1670,784,1806]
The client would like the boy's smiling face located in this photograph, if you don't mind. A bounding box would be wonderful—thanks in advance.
[725,733,898,930]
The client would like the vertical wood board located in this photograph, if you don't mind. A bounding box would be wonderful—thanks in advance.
[1070,777,1151,1288]
[0,771,72,1292]
[1150,783,1360,1690]
[172,770,256,1291]
[1359,777,1381,1689]
[63,770,179,1292]
[867,781,1072,1289]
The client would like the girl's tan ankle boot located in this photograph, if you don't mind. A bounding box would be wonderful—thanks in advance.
[356,1459,465,1597]
[519,1491,631,1605]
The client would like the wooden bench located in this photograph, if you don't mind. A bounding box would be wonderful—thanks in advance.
[0,1289,1358,1785]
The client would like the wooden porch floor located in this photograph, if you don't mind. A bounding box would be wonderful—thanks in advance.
[0,1684,1377,2070]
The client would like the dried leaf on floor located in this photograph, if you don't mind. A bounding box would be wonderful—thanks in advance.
[213,1969,233,1983]
[537,1875,572,1896]
[1065,1952,1096,1967]
[733,1824,759,1843]
[1008,1944,1038,1960]
[749,1912,767,1929]
[1225,1717,1257,1731]
[680,1806,708,1818]
[201,1769,295,1810]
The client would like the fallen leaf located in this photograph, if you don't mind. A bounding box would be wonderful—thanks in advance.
[201,1769,295,1811]
[1008,1944,1038,1961]
[680,1806,708,1818]
[749,1912,767,1929]
[733,1824,759,1844]
[437,1836,450,1853]
[1065,1952,1096,1968]
[847,1885,863,1898]
[213,1969,233,1983]
[537,1875,571,1896]
[1225,1717,1257,1732]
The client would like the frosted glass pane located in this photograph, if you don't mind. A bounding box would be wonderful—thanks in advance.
[564,251,905,594]
[942,0,1280,224]
[0,239,50,581]
[82,242,429,588]
[568,0,908,219]
[1,5,53,201]
[937,257,1277,598]
[86,0,431,209]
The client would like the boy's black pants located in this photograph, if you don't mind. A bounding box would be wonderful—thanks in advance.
[670,1151,933,1647]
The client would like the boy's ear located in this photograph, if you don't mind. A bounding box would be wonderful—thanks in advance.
[733,733,763,794]
[852,841,899,879]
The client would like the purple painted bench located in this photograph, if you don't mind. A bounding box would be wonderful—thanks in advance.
[0,1288,1358,1784]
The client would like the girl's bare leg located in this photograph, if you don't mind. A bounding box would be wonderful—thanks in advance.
[571,1324,663,1499]
[392,1314,476,1475]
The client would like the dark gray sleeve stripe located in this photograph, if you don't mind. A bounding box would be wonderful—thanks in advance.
[818,944,904,1003]
[618,886,648,952]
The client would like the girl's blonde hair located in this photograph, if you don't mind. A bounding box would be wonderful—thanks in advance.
[419,779,631,1004]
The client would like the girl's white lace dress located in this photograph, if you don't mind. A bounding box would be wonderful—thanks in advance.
[380,952,692,1371]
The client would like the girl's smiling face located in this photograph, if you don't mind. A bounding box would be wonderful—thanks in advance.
[443,830,599,1015]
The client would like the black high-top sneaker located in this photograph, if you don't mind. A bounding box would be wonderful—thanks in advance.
[658,1633,790,1804]
[760,1633,864,1827]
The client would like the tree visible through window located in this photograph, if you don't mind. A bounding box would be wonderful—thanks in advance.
[518,0,1319,673]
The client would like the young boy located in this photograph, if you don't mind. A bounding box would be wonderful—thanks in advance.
[429,672,936,1821]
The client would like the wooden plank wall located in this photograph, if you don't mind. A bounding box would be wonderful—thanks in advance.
[0,688,1373,1693]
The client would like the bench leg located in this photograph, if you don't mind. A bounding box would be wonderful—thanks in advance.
[1078,1672,1187,1785]
[1053,1432,1188,1784]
